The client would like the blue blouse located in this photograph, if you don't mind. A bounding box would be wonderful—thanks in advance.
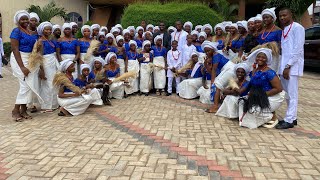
[195,45,204,53]
[58,40,79,54]
[138,52,153,63]
[186,65,203,78]
[126,51,138,60]
[10,28,38,53]
[114,47,125,59]
[135,39,143,48]
[249,69,277,92]
[152,46,167,57]
[74,78,88,89]
[79,40,90,53]
[97,45,117,59]
[257,30,282,45]
[124,42,130,52]
[240,81,250,97]
[63,76,74,93]
[106,67,120,78]
[217,39,225,50]
[212,53,229,72]
[231,38,245,50]
[42,40,57,55]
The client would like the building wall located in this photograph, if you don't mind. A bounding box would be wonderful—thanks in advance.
[0,0,87,42]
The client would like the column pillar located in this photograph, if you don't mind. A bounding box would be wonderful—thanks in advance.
[238,0,246,20]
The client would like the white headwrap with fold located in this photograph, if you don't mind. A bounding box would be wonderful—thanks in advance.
[98,31,105,38]
[115,24,123,30]
[92,56,106,68]
[214,23,226,33]
[70,22,78,27]
[183,21,193,30]
[262,7,277,22]
[146,24,154,30]
[190,51,200,78]
[168,26,176,32]
[52,25,61,32]
[106,33,115,39]
[154,26,160,32]
[198,32,207,39]
[91,24,101,32]
[80,64,91,74]
[235,63,250,75]
[248,17,255,23]
[122,29,130,35]
[230,23,238,30]
[37,21,52,36]
[59,59,74,72]
[111,27,120,34]
[202,24,213,33]
[14,10,30,25]
[191,30,199,37]
[105,52,117,64]
[237,21,248,32]
[29,12,40,22]
[62,23,72,32]
[195,25,203,31]
[129,40,137,47]
[136,26,144,33]
[100,26,108,33]
[246,48,273,66]
[81,25,91,35]
[142,40,151,50]
[143,31,153,39]
[116,35,124,43]
[201,41,218,52]
[154,35,163,44]
[127,26,135,33]
[222,21,232,28]
[254,14,263,21]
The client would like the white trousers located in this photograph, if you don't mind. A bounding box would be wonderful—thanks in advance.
[168,77,181,94]
[280,75,299,123]
[0,56,2,75]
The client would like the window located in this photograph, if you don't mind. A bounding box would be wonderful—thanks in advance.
[66,12,83,27]
[305,27,320,40]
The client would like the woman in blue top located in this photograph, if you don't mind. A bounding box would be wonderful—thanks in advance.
[197,58,213,104]
[56,23,80,79]
[105,52,125,99]
[79,25,92,63]
[202,41,236,113]
[258,8,282,45]
[115,35,126,75]
[216,63,250,119]
[152,35,167,95]
[37,22,60,113]
[230,21,248,54]
[10,10,41,121]
[178,51,205,99]
[122,29,131,52]
[124,40,140,95]
[135,26,144,50]
[212,23,225,51]
[138,40,153,95]
[238,48,284,129]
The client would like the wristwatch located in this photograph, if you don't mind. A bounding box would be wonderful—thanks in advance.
[285,64,291,69]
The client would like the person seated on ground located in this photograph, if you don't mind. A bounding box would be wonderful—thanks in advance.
[105,52,125,99]
[215,63,250,119]
[55,60,103,117]
[197,56,213,104]
[238,48,284,129]
[178,52,204,99]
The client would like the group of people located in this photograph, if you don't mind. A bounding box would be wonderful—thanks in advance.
[9,7,304,130]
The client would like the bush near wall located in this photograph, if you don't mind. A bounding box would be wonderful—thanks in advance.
[3,42,11,59]
[121,1,223,29]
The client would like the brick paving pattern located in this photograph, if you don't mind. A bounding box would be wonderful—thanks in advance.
[0,66,319,179]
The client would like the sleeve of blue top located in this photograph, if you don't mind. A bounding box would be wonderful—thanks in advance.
[10,28,21,39]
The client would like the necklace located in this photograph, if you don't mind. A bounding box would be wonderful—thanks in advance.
[253,65,268,76]
[19,27,31,35]
[63,37,73,43]
[155,46,163,53]
[282,22,293,39]
[261,24,275,40]
[130,51,137,59]
[41,36,55,48]
[174,31,182,41]
[66,73,73,82]
[172,50,180,60]
[238,79,245,88]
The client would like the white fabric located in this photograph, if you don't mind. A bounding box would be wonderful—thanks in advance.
[100,26,108,33]
[279,22,305,77]
[261,7,277,22]
[122,29,130,35]
[198,32,207,39]
[239,91,285,129]
[37,22,52,36]
[154,26,160,32]
[52,25,61,32]
[117,59,125,75]
[58,88,102,116]
[111,27,120,34]
[245,48,273,66]
[14,10,30,24]
[168,77,181,94]
[62,23,72,32]
[139,63,152,93]
[40,53,59,110]
[70,22,78,28]
[171,30,188,51]
[197,80,213,104]
[237,21,248,32]
[30,12,40,22]
[80,64,91,74]
[190,61,200,78]
[191,30,199,37]
[181,44,197,66]
[146,24,154,31]
[280,75,299,123]
[116,35,124,43]
[60,54,78,79]
[202,24,213,33]
[115,24,123,30]
[254,14,263,21]
[248,17,255,23]
[183,21,193,30]
[216,95,241,118]
[154,35,163,44]
[125,60,139,94]
[136,26,144,33]
[168,26,176,33]
[109,77,124,99]
[178,77,202,99]
[0,37,4,75]
[201,41,218,52]
[230,23,238,30]
[105,52,117,64]
[127,26,135,33]
[214,23,226,33]
[10,52,43,104]
[142,40,151,50]
[214,61,235,90]
[81,53,93,64]
[81,25,91,35]
[167,50,182,77]
[153,56,166,89]
[91,24,100,32]
[195,25,203,31]
[129,40,137,47]
[217,49,238,62]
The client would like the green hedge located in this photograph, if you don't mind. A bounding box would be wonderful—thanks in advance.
[121,1,223,29]
[3,42,11,59]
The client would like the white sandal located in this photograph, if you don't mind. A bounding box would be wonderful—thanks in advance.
[263,119,279,128]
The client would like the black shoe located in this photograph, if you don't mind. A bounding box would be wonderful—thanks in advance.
[278,119,297,126]
[145,93,149,96]
[58,111,65,116]
[275,122,294,129]
[166,93,172,96]
[0,75,3,78]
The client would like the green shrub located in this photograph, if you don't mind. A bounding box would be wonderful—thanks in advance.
[3,42,11,59]
[75,21,94,39]
[121,1,223,29]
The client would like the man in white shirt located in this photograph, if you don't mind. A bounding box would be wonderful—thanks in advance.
[171,20,188,52]
[276,7,305,129]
